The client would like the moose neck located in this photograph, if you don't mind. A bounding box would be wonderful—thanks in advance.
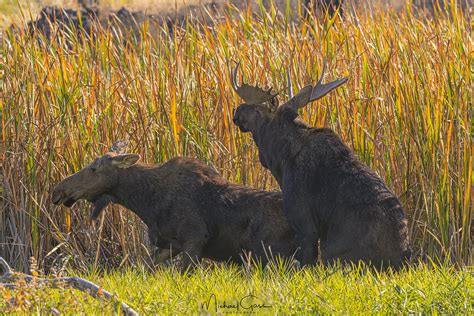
[251,111,306,187]
[107,164,160,227]
[251,119,286,186]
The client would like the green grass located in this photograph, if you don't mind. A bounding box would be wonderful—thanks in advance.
[1,262,472,314]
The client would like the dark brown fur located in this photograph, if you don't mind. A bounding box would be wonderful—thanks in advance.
[233,102,411,269]
[52,153,297,271]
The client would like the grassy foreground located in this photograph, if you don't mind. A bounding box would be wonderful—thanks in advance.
[1,262,472,314]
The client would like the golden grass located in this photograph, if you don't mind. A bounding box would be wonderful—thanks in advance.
[0,2,471,271]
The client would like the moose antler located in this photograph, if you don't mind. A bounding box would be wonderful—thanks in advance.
[282,63,348,111]
[310,64,348,102]
[287,69,294,99]
[231,63,278,105]
[110,140,129,154]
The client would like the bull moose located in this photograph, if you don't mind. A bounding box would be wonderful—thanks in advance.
[231,63,410,269]
[52,151,297,271]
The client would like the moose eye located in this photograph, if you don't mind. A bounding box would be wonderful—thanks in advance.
[90,167,97,172]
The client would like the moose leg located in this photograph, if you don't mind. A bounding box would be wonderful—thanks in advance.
[180,239,207,272]
[154,247,181,264]
[148,231,160,261]
[177,220,209,272]
[283,190,319,266]
[148,226,182,265]
[295,228,318,267]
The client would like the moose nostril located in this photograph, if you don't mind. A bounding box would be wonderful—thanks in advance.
[52,194,61,204]
[51,190,63,204]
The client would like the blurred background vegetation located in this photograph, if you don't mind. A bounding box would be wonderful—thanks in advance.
[0,0,462,27]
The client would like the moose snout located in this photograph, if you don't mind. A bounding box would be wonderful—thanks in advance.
[52,189,77,207]
[51,182,77,207]
[51,188,63,205]
[232,113,242,127]
[232,109,238,124]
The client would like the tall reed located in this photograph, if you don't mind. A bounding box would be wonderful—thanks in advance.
[1,3,471,271]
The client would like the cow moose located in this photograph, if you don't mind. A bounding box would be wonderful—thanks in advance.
[52,151,297,271]
[231,63,410,269]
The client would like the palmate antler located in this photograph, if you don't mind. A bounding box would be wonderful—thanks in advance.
[283,63,348,111]
[231,61,347,111]
[231,63,278,106]
[310,64,348,102]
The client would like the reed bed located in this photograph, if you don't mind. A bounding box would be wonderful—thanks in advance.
[1,3,471,271]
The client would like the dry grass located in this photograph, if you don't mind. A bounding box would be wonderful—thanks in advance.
[0,2,471,271]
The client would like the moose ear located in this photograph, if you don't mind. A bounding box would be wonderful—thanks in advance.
[266,97,280,112]
[110,154,140,168]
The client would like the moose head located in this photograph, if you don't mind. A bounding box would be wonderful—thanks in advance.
[52,141,140,219]
[232,62,348,134]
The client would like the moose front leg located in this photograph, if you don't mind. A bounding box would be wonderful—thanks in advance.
[155,248,171,264]
[148,226,181,265]
[180,239,207,273]
[283,191,319,266]
[292,218,319,266]
[154,247,181,265]
[177,220,209,273]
